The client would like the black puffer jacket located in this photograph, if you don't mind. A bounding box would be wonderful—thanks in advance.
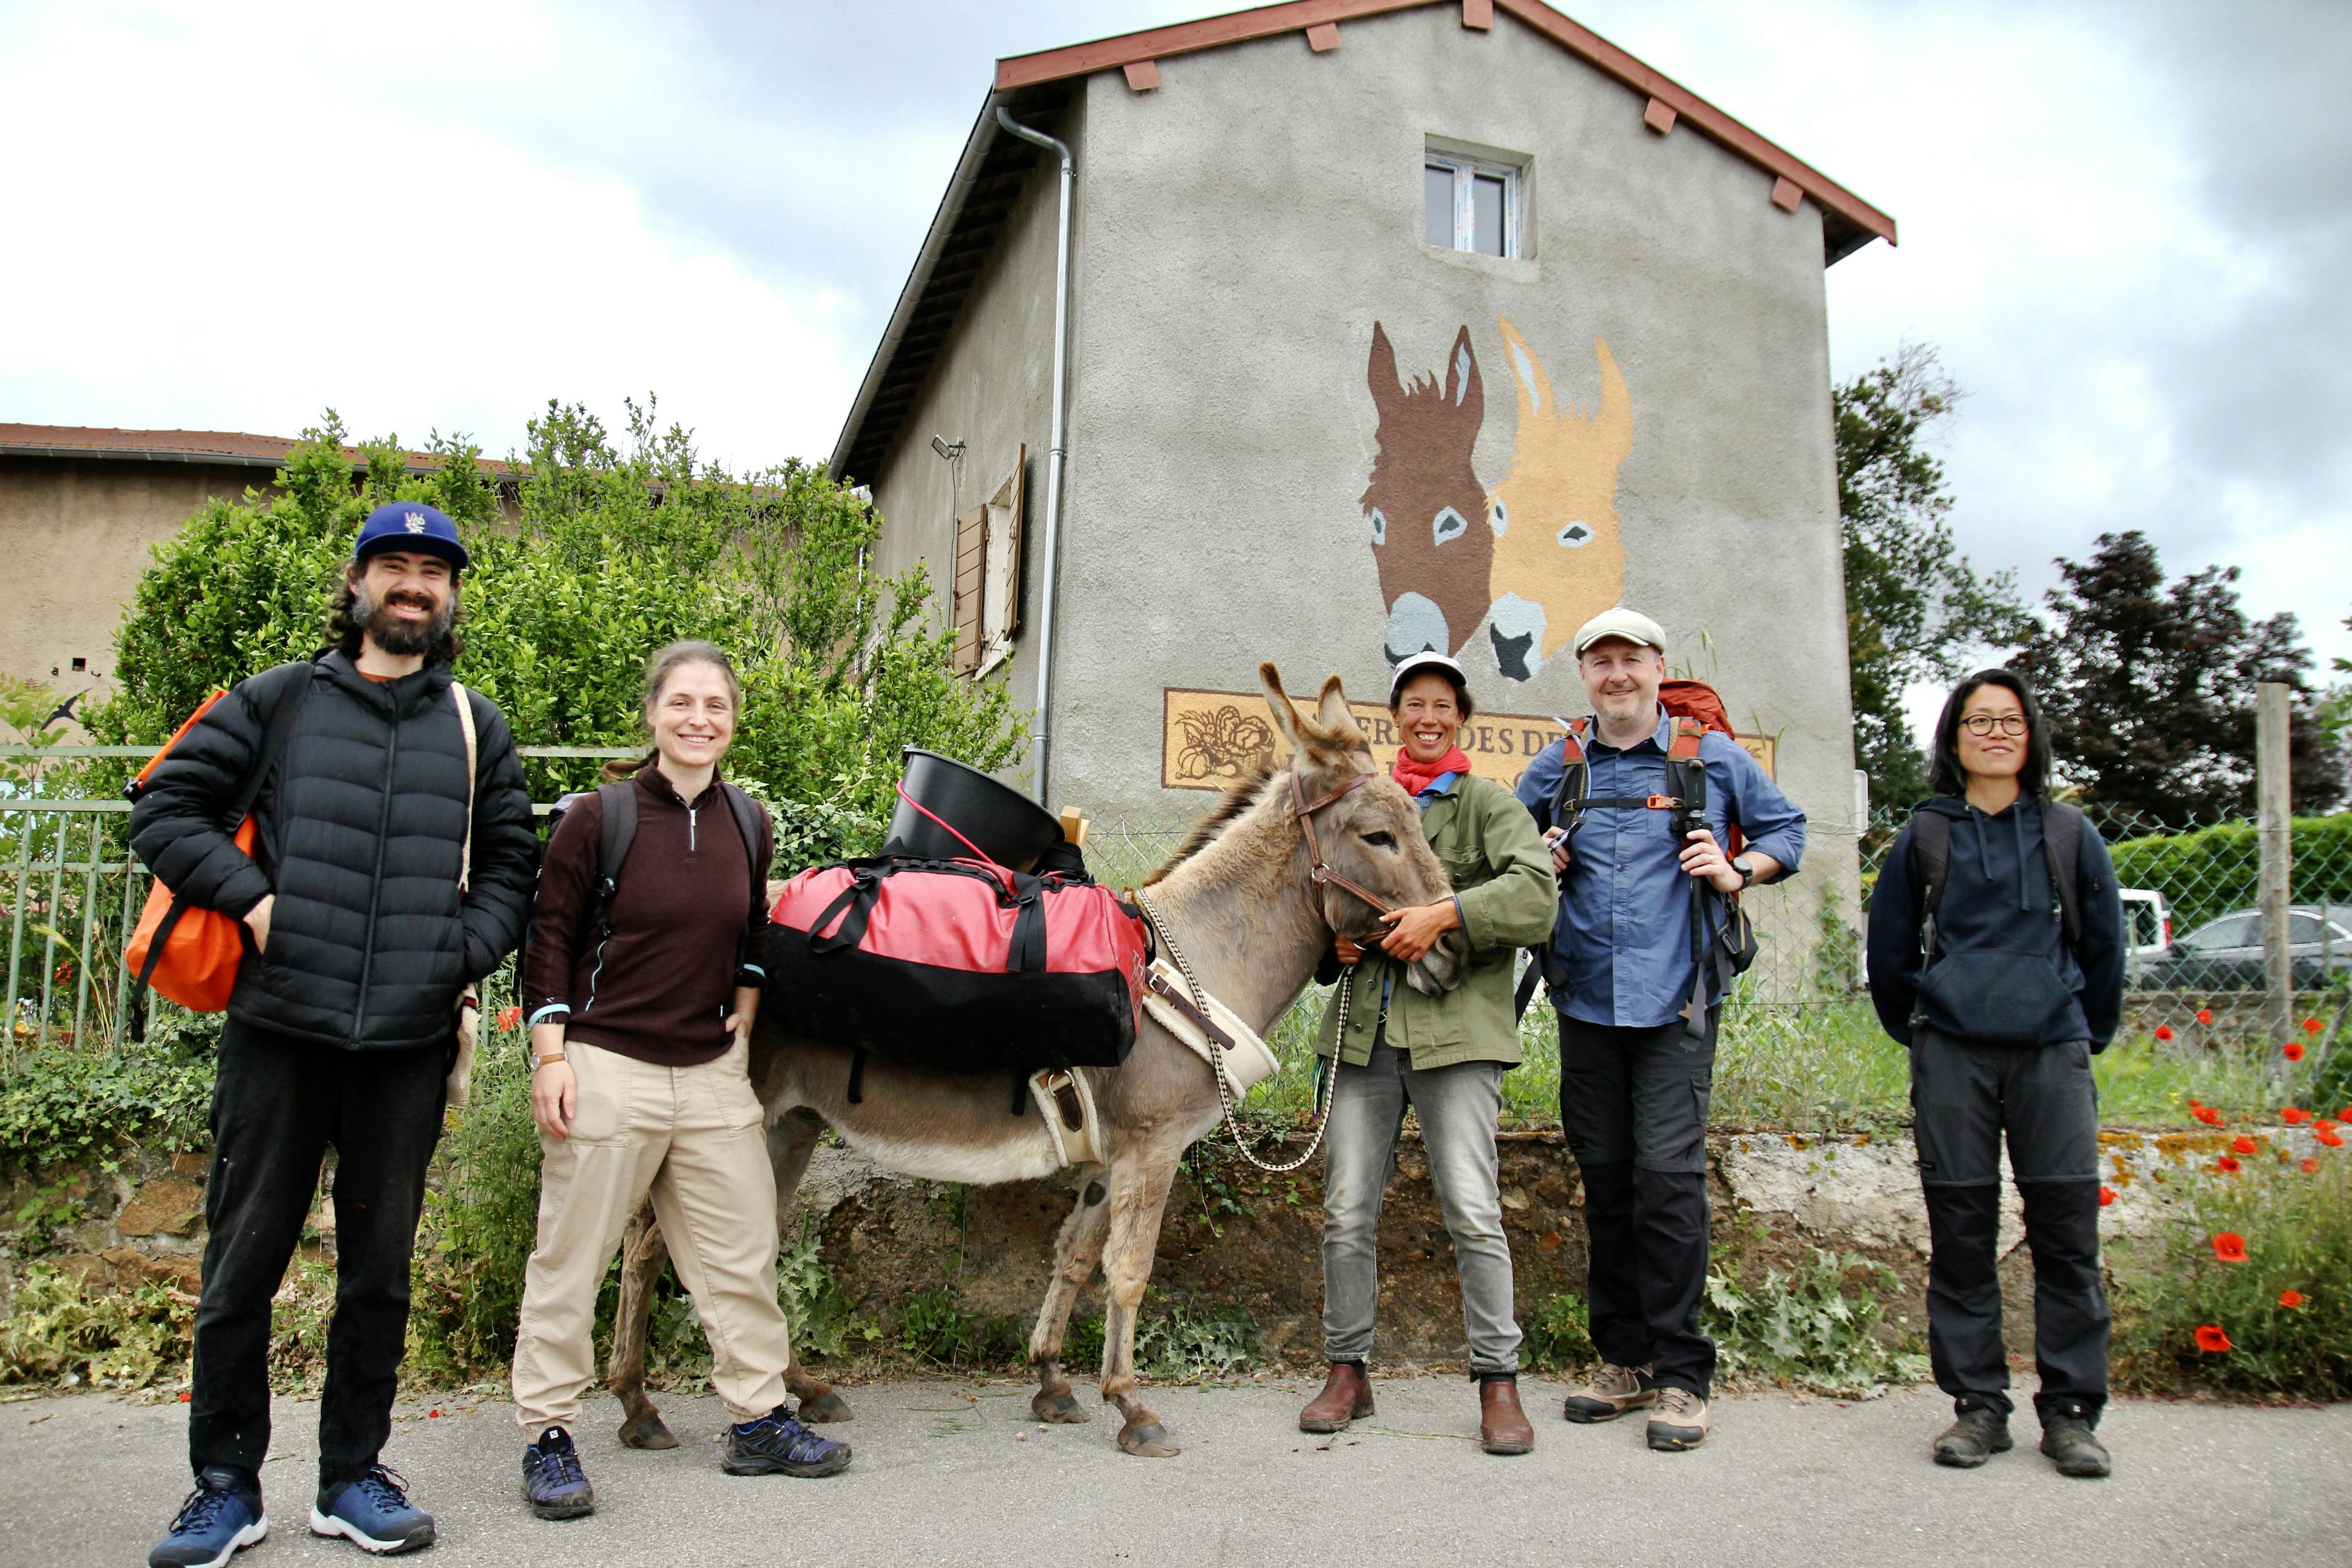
[129,651,538,1050]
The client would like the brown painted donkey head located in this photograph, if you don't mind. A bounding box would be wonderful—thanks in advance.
[1362,322,1491,666]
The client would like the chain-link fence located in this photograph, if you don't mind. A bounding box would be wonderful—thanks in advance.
[8,747,2350,1127]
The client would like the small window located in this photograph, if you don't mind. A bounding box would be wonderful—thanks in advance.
[1424,153,1521,258]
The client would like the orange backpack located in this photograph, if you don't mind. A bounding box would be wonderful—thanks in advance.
[123,665,312,1036]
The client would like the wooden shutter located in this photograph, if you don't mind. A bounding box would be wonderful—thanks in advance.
[981,443,1026,655]
[951,503,987,674]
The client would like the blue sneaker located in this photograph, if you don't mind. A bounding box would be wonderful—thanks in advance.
[722,1403,852,1477]
[309,1464,436,1555]
[521,1426,595,1520]
[151,1468,268,1568]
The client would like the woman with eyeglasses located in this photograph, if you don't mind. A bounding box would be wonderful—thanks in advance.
[1865,670,2125,1479]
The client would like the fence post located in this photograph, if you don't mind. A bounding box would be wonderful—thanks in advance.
[2256,682,2293,1047]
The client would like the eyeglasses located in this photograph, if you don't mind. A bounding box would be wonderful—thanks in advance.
[1961,713,2029,737]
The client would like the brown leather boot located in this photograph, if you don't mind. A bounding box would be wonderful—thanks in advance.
[1479,1376,1534,1456]
[1297,1363,1374,1433]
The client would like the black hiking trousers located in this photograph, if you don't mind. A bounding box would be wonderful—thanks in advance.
[1910,1027,2109,1425]
[1557,1012,1717,1398]
[189,1020,448,1490]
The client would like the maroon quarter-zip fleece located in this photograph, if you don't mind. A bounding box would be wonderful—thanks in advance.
[523,764,771,1066]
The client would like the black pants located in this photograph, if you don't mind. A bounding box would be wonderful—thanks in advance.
[1910,1028,2108,1423]
[1557,1011,1716,1396]
[190,1020,448,1489]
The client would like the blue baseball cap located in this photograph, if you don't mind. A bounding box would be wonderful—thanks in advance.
[353,502,470,570]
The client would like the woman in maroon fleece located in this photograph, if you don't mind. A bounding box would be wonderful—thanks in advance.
[508,642,848,1523]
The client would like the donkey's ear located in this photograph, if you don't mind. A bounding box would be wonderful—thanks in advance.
[1316,676,1365,751]
[1259,662,1313,763]
[1444,323,1483,429]
[1367,322,1404,421]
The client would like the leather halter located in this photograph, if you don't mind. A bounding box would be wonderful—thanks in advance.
[1290,768,1400,920]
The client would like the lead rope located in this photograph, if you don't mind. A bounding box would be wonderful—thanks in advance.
[1134,886,1340,1175]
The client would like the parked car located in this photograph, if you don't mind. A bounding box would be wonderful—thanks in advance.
[2119,889,2172,986]
[2134,903,2352,991]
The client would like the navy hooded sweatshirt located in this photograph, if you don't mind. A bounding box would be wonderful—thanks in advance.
[1866,794,2126,1050]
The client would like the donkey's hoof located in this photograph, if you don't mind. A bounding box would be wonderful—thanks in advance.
[1117,1420,1180,1458]
[1033,1390,1091,1424]
[618,1412,679,1450]
[798,1391,855,1424]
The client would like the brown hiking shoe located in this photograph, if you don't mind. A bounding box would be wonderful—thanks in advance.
[1562,1363,1657,1423]
[1478,1378,1534,1456]
[1646,1387,1711,1451]
[1297,1363,1374,1434]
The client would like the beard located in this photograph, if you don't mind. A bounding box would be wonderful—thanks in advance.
[355,579,458,656]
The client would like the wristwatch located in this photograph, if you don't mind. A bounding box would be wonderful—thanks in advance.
[1732,854,1757,889]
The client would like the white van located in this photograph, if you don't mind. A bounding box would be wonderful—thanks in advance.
[2119,889,2171,986]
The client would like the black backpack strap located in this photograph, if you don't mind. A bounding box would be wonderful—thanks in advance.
[589,780,637,936]
[1910,809,1952,965]
[2041,799,2084,949]
[720,782,769,986]
[1517,722,1591,1022]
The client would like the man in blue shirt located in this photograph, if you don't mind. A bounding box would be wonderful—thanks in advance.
[1515,608,1806,1452]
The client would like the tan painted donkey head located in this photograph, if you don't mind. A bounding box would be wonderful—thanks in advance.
[1484,317,1634,681]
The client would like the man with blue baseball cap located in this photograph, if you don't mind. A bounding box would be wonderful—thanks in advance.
[135,499,537,1564]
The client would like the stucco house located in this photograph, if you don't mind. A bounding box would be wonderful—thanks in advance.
[829,0,1892,910]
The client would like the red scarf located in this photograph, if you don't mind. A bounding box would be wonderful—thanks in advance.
[1392,745,1473,797]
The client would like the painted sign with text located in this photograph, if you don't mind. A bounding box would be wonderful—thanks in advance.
[1161,688,1774,792]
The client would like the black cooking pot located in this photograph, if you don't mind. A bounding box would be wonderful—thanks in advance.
[885,748,1063,872]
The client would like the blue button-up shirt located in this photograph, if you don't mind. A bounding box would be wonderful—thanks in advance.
[1514,710,1807,1028]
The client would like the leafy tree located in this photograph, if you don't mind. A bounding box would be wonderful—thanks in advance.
[91,404,1024,827]
[2013,530,2344,826]
[1835,344,2031,809]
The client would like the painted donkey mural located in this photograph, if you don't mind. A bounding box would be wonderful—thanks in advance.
[1361,322,1491,665]
[1484,317,1634,681]
[1357,317,1635,681]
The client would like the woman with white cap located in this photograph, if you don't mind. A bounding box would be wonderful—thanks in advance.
[1296,650,1559,1455]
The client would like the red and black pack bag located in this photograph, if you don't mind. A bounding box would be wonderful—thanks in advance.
[764,854,1148,1074]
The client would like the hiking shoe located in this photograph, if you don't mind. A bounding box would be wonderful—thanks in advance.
[2039,1406,2112,1479]
[1562,1362,1657,1423]
[522,1426,595,1520]
[1646,1387,1711,1451]
[1932,1403,2013,1468]
[151,1468,267,1568]
[309,1464,436,1555]
[722,1403,853,1477]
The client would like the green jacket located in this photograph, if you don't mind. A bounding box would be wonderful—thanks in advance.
[1316,772,1557,1071]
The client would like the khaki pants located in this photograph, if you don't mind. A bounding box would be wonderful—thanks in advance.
[511,1037,791,1433]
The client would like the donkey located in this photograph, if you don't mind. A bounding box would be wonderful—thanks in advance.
[1484,316,1634,682]
[605,665,1466,1458]
[1363,322,1490,666]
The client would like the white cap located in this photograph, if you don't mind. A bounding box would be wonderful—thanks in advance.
[1570,606,1668,657]
[1388,649,1469,704]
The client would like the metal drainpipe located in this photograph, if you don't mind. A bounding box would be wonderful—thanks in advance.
[995,106,1072,805]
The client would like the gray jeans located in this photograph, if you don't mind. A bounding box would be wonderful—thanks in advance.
[1321,1044,1520,1374]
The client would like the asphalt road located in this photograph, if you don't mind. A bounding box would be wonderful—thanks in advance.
[7,1378,2345,1568]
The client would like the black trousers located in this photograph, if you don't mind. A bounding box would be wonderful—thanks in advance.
[1557,1011,1717,1396]
[1910,1028,2109,1423]
[190,1020,448,1489]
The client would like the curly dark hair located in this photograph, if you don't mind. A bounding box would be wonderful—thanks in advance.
[328,565,463,666]
[1927,668,2050,798]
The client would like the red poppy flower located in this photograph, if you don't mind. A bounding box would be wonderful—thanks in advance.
[2188,1098,2205,1110]
[2283,1107,2311,1125]
[2320,1119,2342,1136]
[2304,1157,2323,1174]
[2285,1041,2307,1062]
[2317,1126,2346,1148]
[2195,1107,2226,1126]
[2212,1232,2249,1262]
[2195,1325,2232,1353]
[2280,1290,2305,1309]
[2097,1186,2117,1206]
[2340,1107,2352,1122]
[2197,1008,2214,1025]
[2233,1134,2258,1155]
[497,1005,523,1031]
[178,1390,191,1403]
[2155,1025,2174,1042]
[2215,1156,2242,1173]
[2306,1017,2324,1033]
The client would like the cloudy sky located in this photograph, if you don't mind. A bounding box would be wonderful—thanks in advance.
[4,0,2346,693]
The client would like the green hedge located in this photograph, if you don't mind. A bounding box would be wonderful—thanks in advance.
[2109,814,2352,932]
